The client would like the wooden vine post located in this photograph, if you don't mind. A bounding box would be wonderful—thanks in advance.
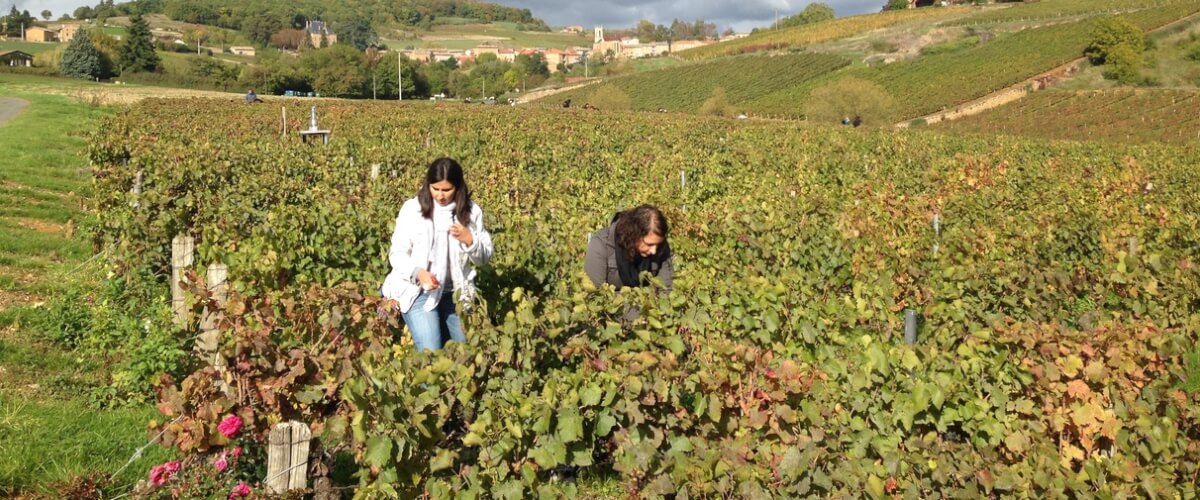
[196,263,228,365]
[267,421,312,494]
[170,234,194,327]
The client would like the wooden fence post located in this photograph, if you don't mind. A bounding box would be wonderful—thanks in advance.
[370,163,380,179]
[171,234,194,327]
[267,421,312,494]
[196,263,228,365]
[131,170,143,209]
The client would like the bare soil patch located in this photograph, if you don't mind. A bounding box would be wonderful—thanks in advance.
[13,218,66,236]
[0,289,41,311]
[0,97,30,125]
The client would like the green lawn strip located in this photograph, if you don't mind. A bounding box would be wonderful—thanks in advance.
[0,395,176,497]
[0,40,60,55]
[0,88,171,496]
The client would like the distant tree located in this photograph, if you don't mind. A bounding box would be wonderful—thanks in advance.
[41,10,52,21]
[270,28,308,50]
[117,13,161,73]
[291,13,308,30]
[776,3,835,29]
[419,59,452,95]
[2,6,22,38]
[1085,17,1146,65]
[243,14,284,46]
[669,19,690,41]
[189,57,238,89]
[183,28,209,52]
[302,44,369,97]
[60,29,105,79]
[371,51,425,98]
[73,6,95,20]
[803,77,898,126]
[886,0,910,10]
[514,52,549,77]
[635,19,657,42]
[721,27,736,37]
[59,13,73,21]
[335,18,376,50]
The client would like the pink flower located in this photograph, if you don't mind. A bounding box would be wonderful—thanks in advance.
[228,482,251,499]
[213,454,229,472]
[217,414,244,438]
[231,446,243,458]
[148,460,181,485]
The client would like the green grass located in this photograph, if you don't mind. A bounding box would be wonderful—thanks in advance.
[0,72,111,95]
[409,22,589,50]
[0,40,60,55]
[0,85,176,497]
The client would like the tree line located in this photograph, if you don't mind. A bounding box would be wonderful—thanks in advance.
[67,0,549,48]
[54,12,555,101]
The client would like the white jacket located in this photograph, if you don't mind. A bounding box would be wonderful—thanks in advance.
[381,198,493,313]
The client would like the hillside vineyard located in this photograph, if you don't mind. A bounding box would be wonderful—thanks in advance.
[91,101,1200,496]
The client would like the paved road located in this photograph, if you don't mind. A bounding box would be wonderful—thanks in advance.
[0,97,30,125]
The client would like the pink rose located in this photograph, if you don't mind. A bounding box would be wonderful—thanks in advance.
[228,482,251,499]
[213,454,229,472]
[148,460,182,485]
[217,414,244,438]
[231,446,243,457]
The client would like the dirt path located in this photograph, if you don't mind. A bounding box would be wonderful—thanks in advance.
[0,97,30,125]
[514,79,601,105]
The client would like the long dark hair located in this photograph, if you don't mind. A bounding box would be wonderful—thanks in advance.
[614,205,669,262]
[417,157,473,225]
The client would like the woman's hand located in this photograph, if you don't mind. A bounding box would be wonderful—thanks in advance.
[449,223,474,247]
[417,269,440,290]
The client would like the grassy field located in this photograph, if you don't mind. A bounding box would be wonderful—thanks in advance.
[0,84,176,497]
[385,22,590,51]
[0,40,59,55]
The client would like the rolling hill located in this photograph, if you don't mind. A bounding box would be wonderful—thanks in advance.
[536,0,1200,131]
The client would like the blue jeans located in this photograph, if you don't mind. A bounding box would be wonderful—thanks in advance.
[402,291,465,351]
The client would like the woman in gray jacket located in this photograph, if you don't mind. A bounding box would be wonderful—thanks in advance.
[585,205,673,290]
[381,158,493,351]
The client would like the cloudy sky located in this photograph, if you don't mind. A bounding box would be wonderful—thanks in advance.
[12,0,885,32]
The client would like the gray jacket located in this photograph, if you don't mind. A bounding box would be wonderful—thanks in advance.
[585,223,673,290]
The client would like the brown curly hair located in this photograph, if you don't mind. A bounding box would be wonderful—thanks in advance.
[614,205,669,262]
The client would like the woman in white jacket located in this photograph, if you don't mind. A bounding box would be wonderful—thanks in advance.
[381,157,493,351]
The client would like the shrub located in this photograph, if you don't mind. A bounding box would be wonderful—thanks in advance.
[1085,17,1146,65]
[1101,43,1145,84]
[585,85,632,111]
[803,77,898,126]
[698,87,734,117]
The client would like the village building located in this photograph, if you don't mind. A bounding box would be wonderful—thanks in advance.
[304,20,337,48]
[541,48,582,73]
[0,50,33,67]
[56,23,81,42]
[559,25,585,34]
[24,26,58,42]
[591,27,713,60]
[229,46,256,57]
